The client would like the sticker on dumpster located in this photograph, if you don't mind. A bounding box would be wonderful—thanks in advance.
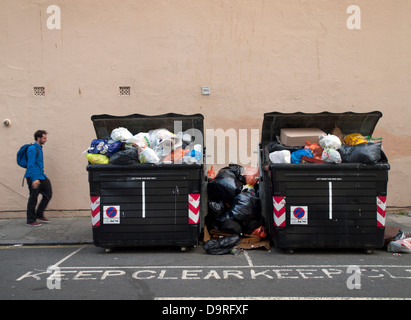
[377,196,387,227]
[103,205,120,224]
[188,194,200,224]
[273,196,286,227]
[90,196,100,227]
[290,206,308,225]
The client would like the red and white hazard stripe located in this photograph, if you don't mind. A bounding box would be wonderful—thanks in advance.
[273,196,286,227]
[90,196,101,227]
[377,196,387,227]
[188,194,200,225]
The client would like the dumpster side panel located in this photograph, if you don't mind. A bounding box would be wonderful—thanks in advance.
[88,165,202,248]
[270,166,388,249]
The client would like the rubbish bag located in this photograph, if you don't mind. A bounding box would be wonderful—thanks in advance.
[207,166,216,180]
[215,215,243,235]
[269,150,291,163]
[203,235,240,255]
[204,201,242,234]
[387,238,411,253]
[87,139,122,156]
[138,147,161,164]
[291,148,313,163]
[322,147,342,163]
[305,141,323,160]
[339,142,382,164]
[111,127,133,142]
[243,166,259,185]
[319,134,342,150]
[228,187,261,229]
[344,133,368,145]
[125,132,150,150]
[86,153,109,165]
[207,164,245,205]
[211,186,263,235]
[109,149,139,165]
[149,128,182,158]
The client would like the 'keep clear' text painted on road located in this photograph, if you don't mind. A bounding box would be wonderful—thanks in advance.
[17,265,411,282]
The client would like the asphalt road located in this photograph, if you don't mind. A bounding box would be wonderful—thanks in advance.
[1,244,410,302]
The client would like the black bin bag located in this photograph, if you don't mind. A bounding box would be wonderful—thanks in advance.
[207,164,245,205]
[203,235,240,255]
[339,142,382,164]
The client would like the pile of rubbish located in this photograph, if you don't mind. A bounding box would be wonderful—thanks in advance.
[84,127,202,165]
[203,164,269,255]
[387,230,411,254]
[268,126,384,165]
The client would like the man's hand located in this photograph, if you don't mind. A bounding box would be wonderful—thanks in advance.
[32,180,41,189]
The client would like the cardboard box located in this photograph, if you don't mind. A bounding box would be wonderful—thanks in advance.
[280,128,325,146]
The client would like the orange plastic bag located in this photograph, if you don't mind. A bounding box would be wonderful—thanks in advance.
[207,165,216,180]
[243,166,259,185]
[305,141,323,160]
[162,148,189,163]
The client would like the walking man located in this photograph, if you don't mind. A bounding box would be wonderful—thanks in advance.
[25,130,52,226]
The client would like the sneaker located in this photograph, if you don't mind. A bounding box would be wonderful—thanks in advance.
[26,222,41,227]
[37,217,50,223]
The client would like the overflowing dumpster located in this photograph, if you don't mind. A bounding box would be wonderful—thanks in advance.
[259,111,390,251]
[86,113,205,251]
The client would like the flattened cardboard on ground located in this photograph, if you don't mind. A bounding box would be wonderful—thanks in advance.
[280,127,326,146]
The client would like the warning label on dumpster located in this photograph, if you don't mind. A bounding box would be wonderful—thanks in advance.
[103,206,120,224]
[290,206,308,225]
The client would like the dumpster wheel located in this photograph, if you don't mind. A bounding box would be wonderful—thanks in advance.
[180,246,188,252]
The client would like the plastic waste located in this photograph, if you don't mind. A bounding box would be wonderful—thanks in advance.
[111,127,133,142]
[162,148,189,163]
[243,166,259,185]
[305,141,323,160]
[207,166,216,180]
[322,147,342,163]
[207,164,245,205]
[109,149,139,165]
[291,148,313,163]
[393,229,411,240]
[344,133,368,145]
[203,235,241,255]
[339,142,382,164]
[387,238,411,253]
[251,226,267,238]
[227,185,262,234]
[138,147,160,164]
[87,139,122,156]
[269,150,291,163]
[188,149,202,162]
[319,134,342,150]
[125,132,150,150]
[86,153,109,164]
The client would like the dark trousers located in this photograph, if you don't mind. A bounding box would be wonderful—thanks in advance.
[26,177,53,223]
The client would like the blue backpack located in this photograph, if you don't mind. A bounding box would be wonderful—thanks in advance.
[17,144,39,168]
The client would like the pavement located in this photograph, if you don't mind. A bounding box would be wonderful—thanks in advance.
[0,209,410,247]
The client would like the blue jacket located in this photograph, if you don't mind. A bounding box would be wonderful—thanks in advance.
[25,142,47,181]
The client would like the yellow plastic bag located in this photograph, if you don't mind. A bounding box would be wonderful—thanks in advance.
[86,153,109,164]
[344,133,368,145]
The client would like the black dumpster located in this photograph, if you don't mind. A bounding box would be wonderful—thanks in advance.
[259,111,390,251]
[87,113,204,250]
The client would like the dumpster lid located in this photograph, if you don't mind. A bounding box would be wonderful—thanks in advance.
[261,111,383,144]
[91,113,204,140]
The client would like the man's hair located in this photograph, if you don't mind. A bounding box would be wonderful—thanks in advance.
[34,130,48,141]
